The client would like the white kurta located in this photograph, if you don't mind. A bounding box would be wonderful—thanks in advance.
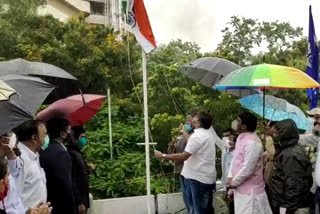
[228,140,272,214]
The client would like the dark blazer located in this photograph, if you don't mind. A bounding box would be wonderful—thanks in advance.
[40,139,77,214]
[68,145,90,208]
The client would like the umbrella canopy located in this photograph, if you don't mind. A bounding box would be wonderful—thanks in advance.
[239,94,311,130]
[215,64,320,90]
[0,58,79,103]
[180,57,240,87]
[0,58,77,80]
[37,94,106,126]
[0,74,54,136]
[180,57,257,97]
[215,64,320,121]
[0,80,15,101]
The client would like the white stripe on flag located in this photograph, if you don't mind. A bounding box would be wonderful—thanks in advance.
[132,23,155,53]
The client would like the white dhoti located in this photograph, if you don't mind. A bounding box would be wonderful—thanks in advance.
[234,190,272,214]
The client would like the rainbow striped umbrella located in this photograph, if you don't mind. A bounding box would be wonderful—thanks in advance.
[214,64,320,120]
[215,64,320,90]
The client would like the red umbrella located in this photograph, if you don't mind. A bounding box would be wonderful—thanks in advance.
[37,94,106,126]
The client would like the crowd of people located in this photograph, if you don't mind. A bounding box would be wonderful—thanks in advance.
[154,110,320,214]
[1,106,318,214]
[0,118,91,214]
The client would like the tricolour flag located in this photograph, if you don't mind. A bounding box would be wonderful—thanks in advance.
[306,5,319,110]
[127,0,156,53]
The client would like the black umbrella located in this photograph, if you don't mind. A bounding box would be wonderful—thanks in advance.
[180,57,258,97]
[0,74,54,136]
[0,58,79,102]
[0,58,76,79]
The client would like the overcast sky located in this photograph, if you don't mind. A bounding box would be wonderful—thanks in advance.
[144,0,320,52]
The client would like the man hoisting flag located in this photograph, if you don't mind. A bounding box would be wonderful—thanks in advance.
[306,5,319,110]
[126,1,156,214]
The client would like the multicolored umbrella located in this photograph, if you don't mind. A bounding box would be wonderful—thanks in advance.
[215,64,320,89]
[215,64,320,120]
[36,94,106,126]
[239,94,311,130]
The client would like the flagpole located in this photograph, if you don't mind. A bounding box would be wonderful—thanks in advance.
[107,87,113,160]
[142,48,152,214]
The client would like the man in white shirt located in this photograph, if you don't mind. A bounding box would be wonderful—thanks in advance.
[9,120,47,211]
[155,112,216,214]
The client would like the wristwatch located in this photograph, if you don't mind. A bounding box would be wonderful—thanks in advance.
[162,153,167,160]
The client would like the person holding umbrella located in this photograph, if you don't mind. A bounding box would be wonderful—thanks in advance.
[40,118,77,214]
[0,134,51,214]
[167,115,193,191]
[68,126,90,214]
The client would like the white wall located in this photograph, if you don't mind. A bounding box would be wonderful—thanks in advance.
[90,192,223,214]
[85,15,106,25]
[38,0,90,22]
[157,193,186,214]
[91,195,156,214]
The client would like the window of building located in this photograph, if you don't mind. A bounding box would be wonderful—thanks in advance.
[90,1,105,15]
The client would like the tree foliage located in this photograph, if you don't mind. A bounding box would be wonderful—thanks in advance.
[0,2,312,198]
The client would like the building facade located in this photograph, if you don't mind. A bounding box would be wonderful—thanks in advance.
[39,0,125,31]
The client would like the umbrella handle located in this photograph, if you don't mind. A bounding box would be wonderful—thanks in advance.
[263,87,265,121]
[270,109,276,121]
[79,89,86,105]
[262,87,266,149]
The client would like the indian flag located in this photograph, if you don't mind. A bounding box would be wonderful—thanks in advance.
[127,0,156,53]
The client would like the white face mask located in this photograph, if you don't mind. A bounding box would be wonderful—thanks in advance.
[231,120,238,131]
[222,136,230,143]
[8,133,16,149]
[222,137,231,148]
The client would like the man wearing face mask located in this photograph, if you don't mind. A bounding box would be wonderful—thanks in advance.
[227,112,272,214]
[168,115,193,191]
[8,120,48,211]
[155,112,216,214]
[68,126,89,214]
[40,118,77,214]
[220,129,233,190]
[0,133,25,214]
[269,119,313,214]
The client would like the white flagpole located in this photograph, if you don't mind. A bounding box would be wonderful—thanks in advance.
[107,88,113,160]
[142,48,152,214]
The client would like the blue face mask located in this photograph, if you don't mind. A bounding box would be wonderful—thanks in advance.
[77,137,87,149]
[42,135,50,150]
[184,124,192,133]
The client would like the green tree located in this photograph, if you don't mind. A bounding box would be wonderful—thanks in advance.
[215,16,304,66]
[0,4,312,199]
